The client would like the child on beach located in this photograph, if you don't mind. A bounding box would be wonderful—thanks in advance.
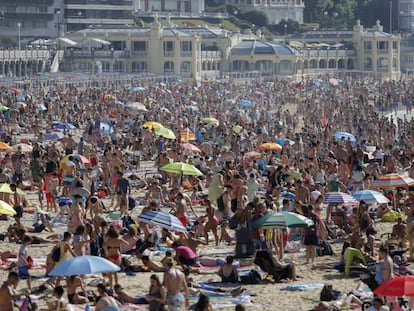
[17,235,32,292]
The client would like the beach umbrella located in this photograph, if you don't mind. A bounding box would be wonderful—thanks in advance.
[252,212,313,229]
[201,117,219,123]
[186,105,199,112]
[244,151,262,159]
[44,132,65,141]
[0,200,16,216]
[0,183,26,195]
[12,143,33,153]
[240,100,253,107]
[9,87,22,95]
[17,95,26,102]
[181,142,201,153]
[276,138,295,146]
[225,99,236,104]
[352,190,390,204]
[0,142,12,151]
[130,86,146,93]
[374,275,414,297]
[154,127,176,140]
[143,121,163,130]
[232,125,243,134]
[257,143,282,152]
[126,102,147,111]
[138,210,186,233]
[180,129,196,141]
[373,173,414,188]
[54,122,76,130]
[323,192,359,206]
[281,191,296,200]
[60,154,91,167]
[0,105,9,112]
[160,162,202,176]
[49,255,120,276]
[36,104,47,111]
[333,132,356,143]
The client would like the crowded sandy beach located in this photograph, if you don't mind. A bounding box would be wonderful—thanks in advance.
[0,75,414,311]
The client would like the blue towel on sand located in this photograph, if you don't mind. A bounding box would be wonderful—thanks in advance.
[281,283,325,291]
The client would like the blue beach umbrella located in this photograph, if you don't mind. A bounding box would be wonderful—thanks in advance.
[276,138,295,146]
[138,210,187,233]
[333,132,356,143]
[54,122,76,130]
[239,100,253,107]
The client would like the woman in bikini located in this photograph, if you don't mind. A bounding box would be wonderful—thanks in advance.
[105,227,129,289]
[203,200,219,246]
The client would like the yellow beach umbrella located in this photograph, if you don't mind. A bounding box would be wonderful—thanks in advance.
[143,121,163,130]
[0,200,16,215]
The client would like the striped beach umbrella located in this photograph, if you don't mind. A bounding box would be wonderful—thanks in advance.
[252,212,313,229]
[138,210,187,233]
[373,173,414,189]
[352,190,390,204]
[323,192,359,206]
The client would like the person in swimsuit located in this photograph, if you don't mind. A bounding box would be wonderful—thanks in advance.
[218,256,239,283]
[146,274,166,311]
[105,227,129,289]
[203,200,219,246]
[66,275,88,305]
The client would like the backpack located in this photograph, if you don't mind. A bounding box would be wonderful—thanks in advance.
[317,241,334,256]
[51,245,61,262]
[240,269,262,284]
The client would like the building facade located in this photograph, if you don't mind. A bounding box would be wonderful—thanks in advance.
[134,0,205,16]
[64,0,136,32]
[57,20,401,80]
[225,0,304,24]
[0,0,63,43]
[399,0,414,32]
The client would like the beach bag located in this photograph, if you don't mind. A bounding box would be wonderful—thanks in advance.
[51,245,61,262]
[240,269,262,284]
[317,241,334,256]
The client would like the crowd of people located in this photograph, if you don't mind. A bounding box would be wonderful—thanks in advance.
[0,74,414,310]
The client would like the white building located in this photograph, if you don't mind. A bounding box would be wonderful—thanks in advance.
[226,0,304,24]
[134,0,205,15]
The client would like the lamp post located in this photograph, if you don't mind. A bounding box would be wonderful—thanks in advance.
[57,10,61,37]
[17,22,21,50]
[284,24,287,42]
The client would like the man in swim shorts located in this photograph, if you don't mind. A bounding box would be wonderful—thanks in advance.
[163,258,189,310]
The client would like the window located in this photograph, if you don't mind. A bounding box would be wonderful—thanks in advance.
[393,41,398,49]
[279,60,292,74]
[164,41,173,52]
[181,41,192,52]
[132,61,147,73]
[180,61,191,76]
[132,41,146,51]
[377,58,388,72]
[164,61,174,74]
[364,58,372,70]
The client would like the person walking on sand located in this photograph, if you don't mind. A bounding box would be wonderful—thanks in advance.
[11,183,28,227]
[163,258,189,311]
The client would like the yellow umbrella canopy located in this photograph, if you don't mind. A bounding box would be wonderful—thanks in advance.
[0,183,26,195]
[143,122,163,130]
[0,200,16,215]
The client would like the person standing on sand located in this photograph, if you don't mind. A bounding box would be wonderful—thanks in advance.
[0,272,26,311]
[11,183,28,228]
[163,258,189,311]
[17,235,32,292]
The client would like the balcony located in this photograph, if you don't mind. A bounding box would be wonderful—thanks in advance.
[201,50,222,59]
[134,11,228,19]
[0,50,50,61]
[131,50,147,57]
[377,49,388,54]
[64,50,130,58]
[164,51,174,57]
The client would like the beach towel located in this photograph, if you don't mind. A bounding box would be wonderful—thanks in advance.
[344,247,366,277]
[198,281,241,291]
[281,283,325,291]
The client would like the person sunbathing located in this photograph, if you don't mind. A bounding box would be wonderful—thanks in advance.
[113,284,141,304]
[141,255,164,272]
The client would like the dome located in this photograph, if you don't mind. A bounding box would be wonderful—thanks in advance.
[231,40,300,56]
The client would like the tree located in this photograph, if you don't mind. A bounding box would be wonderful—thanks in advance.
[239,10,269,28]
[269,19,300,35]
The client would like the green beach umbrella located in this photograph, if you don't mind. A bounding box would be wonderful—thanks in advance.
[252,212,313,229]
[160,162,203,176]
[154,127,176,140]
[201,117,219,123]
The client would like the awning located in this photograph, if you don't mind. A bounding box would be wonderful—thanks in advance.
[56,37,78,46]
